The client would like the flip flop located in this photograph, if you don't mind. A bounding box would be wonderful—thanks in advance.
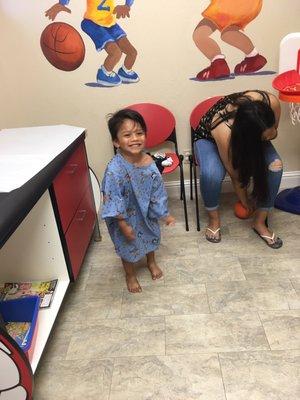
[205,227,221,243]
[253,228,283,249]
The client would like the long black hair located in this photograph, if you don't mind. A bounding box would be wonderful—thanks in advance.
[229,99,275,202]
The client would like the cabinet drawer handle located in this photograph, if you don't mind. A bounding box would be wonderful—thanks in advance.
[67,163,78,175]
[76,209,87,221]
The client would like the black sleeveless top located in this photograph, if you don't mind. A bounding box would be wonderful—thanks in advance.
[193,90,271,143]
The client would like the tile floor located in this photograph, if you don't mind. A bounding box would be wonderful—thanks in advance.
[34,194,300,399]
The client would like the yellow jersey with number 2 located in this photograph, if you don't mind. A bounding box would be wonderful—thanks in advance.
[84,0,116,28]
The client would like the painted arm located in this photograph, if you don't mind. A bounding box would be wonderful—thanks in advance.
[45,1,71,21]
[114,0,135,19]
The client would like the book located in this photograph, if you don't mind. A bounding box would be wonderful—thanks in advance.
[5,322,31,349]
[0,280,58,308]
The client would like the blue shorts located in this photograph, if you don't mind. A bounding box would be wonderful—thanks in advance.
[81,19,126,51]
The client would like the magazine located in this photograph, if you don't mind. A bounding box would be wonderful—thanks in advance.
[0,280,58,308]
[5,322,31,348]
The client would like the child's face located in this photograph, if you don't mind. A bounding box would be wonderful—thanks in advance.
[114,119,146,156]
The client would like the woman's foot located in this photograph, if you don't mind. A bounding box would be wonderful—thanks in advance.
[147,261,163,280]
[126,274,142,293]
[205,226,221,243]
[205,212,221,243]
[252,222,283,249]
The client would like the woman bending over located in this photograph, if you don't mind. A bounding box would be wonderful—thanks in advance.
[194,90,283,248]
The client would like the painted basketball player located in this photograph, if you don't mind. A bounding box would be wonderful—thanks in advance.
[45,0,139,86]
[193,0,267,80]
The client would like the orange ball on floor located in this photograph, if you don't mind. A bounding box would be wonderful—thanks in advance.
[234,201,253,219]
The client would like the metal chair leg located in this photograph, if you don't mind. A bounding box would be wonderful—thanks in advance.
[179,156,189,231]
[189,155,193,200]
[193,162,200,231]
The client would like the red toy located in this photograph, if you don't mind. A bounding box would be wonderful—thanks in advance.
[234,201,253,219]
[40,22,85,71]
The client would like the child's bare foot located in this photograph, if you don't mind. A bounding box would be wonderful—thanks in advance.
[147,261,163,280]
[126,274,142,293]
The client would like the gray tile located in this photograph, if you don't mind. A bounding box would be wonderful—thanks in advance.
[291,279,300,291]
[86,260,166,290]
[34,359,113,400]
[166,313,269,354]
[110,354,226,400]
[219,350,300,400]
[206,280,298,313]
[121,284,209,317]
[66,317,165,360]
[157,239,200,258]
[259,310,300,350]
[240,256,300,280]
[163,256,245,285]
[58,288,123,322]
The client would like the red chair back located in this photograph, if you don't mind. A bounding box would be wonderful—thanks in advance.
[126,103,176,148]
[190,96,223,130]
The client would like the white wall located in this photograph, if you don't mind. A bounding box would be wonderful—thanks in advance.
[0,0,299,181]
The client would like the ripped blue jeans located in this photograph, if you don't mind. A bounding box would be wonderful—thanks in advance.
[194,139,283,211]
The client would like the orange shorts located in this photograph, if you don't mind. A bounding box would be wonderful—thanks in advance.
[202,0,263,31]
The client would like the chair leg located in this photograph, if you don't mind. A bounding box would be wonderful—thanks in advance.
[179,154,184,201]
[178,158,189,231]
[193,162,200,231]
[189,155,193,200]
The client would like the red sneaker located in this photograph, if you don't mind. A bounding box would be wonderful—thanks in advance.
[234,54,267,75]
[196,59,230,80]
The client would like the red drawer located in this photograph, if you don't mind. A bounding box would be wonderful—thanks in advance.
[65,188,96,280]
[53,142,90,233]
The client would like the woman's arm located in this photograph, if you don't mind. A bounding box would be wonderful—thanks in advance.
[269,93,281,129]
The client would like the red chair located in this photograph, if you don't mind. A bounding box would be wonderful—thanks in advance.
[190,96,223,231]
[126,103,189,231]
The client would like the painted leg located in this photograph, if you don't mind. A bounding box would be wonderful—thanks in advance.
[221,26,267,74]
[193,19,230,80]
[116,37,139,83]
[96,42,122,86]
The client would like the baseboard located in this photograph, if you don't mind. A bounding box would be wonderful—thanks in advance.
[165,171,300,198]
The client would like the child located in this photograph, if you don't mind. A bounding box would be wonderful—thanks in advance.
[101,109,175,293]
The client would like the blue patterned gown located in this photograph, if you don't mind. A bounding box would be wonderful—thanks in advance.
[101,153,169,262]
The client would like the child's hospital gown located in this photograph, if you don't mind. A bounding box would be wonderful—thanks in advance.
[101,153,169,262]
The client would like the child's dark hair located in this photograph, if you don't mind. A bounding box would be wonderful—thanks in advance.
[107,109,147,141]
[230,99,275,202]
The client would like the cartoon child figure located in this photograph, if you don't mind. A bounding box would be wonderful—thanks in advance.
[45,0,139,87]
[193,0,267,80]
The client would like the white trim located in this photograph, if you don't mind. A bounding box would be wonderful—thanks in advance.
[165,171,300,198]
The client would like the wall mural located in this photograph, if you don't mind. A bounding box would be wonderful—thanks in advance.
[192,0,275,81]
[41,0,139,88]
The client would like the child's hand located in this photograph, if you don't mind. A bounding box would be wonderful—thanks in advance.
[118,220,135,241]
[113,5,130,19]
[163,215,176,226]
[45,3,71,20]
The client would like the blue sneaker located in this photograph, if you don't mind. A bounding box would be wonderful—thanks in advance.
[96,67,121,87]
[118,67,140,83]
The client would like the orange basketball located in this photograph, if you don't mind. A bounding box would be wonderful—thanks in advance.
[234,201,253,219]
[40,22,85,71]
